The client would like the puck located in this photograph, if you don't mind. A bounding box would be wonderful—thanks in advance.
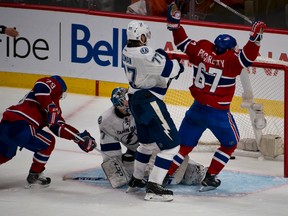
[230,155,236,160]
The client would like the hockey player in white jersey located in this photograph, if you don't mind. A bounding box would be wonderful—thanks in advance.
[122,20,184,202]
[98,87,138,164]
[98,87,140,187]
[98,87,206,189]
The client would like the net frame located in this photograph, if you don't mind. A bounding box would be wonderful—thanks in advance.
[166,52,288,177]
[253,58,288,177]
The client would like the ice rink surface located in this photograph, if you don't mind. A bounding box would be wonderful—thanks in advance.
[0,87,287,216]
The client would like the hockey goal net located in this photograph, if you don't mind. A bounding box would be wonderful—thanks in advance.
[165,52,288,177]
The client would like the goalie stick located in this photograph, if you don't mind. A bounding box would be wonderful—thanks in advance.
[62,175,105,181]
[214,0,253,24]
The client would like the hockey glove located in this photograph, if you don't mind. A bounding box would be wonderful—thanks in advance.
[46,103,60,126]
[74,130,97,153]
[155,48,169,60]
[167,2,181,31]
[249,21,266,44]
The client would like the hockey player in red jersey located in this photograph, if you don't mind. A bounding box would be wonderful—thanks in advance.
[166,2,266,191]
[0,75,96,188]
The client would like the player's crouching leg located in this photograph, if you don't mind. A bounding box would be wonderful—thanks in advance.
[25,131,56,188]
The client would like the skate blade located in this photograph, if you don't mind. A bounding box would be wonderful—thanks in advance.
[126,186,142,193]
[199,185,217,192]
[144,193,173,202]
[25,183,50,189]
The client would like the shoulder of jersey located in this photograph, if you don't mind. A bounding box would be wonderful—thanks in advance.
[139,46,153,55]
[98,106,115,125]
[128,45,153,55]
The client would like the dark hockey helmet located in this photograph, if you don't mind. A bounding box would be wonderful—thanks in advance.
[50,75,67,99]
[214,34,237,55]
[111,87,130,113]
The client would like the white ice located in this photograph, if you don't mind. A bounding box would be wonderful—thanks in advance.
[0,87,287,216]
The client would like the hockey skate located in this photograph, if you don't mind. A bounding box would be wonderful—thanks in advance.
[163,156,190,186]
[126,175,147,193]
[199,172,221,192]
[25,172,51,188]
[144,182,173,202]
[162,174,174,186]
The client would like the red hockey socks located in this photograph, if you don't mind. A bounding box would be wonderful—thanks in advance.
[29,140,55,173]
[207,145,237,175]
[168,145,193,176]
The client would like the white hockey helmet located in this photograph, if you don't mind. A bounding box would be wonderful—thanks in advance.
[127,20,151,43]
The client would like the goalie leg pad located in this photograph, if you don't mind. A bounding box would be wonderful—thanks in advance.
[164,155,189,185]
[181,160,206,185]
[122,160,134,176]
[101,158,131,188]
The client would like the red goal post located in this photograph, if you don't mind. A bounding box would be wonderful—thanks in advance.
[166,51,288,177]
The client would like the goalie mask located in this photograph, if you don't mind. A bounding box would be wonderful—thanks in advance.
[214,34,237,55]
[127,20,151,45]
[111,87,130,114]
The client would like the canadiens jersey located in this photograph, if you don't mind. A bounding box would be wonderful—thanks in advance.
[122,45,182,100]
[1,77,77,140]
[172,26,260,110]
[98,106,139,159]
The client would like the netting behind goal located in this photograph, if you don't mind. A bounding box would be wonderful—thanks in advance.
[165,52,288,177]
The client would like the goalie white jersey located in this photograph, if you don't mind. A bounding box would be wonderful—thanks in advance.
[122,46,181,100]
[98,106,139,161]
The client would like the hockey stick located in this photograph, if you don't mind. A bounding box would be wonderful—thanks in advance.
[62,175,106,181]
[63,127,105,154]
[175,0,190,13]
[214,0,253,24]
[63,127,128,164]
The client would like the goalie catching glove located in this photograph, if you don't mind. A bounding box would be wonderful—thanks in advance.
[249,21,266,44]
[167,2,181,31]
[74,130,97,153]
